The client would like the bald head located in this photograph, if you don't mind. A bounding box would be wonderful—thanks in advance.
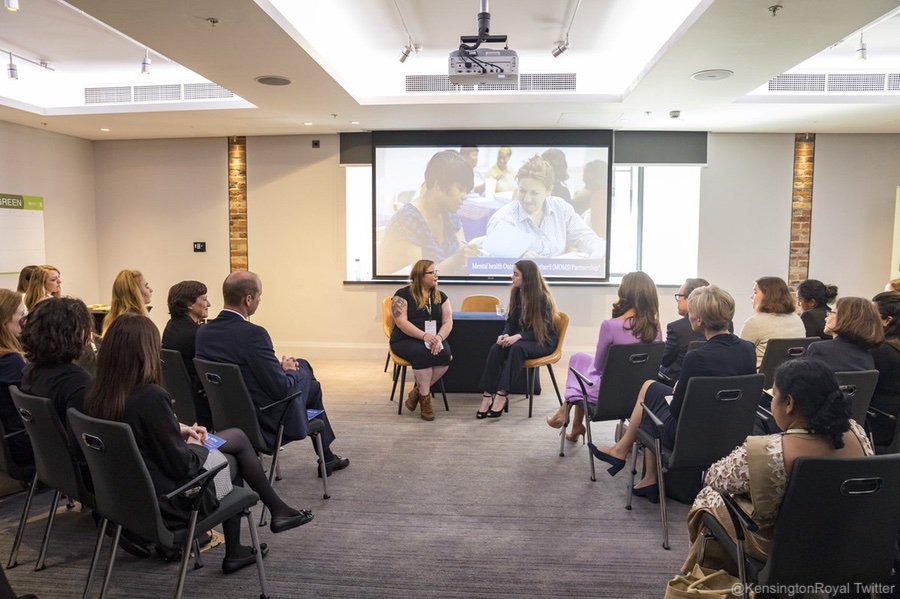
[223,271,261,312]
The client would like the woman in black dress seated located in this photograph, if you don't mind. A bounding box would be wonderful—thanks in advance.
[796,279,837,340]
[390,259,453,421]
[589,285,756,502]
[0,288,31,469]
[870,292,900,446]
[84,314,313,574]
[476,259,559,419]
[805,296,883,372]
[162,280,213,428]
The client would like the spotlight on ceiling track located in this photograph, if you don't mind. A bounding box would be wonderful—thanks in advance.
[551,39,569,58]
[141,48,151,75]
[856,32,867,61]
[7,52,16,80]
[5,0,19,12]
[399,44,412,63]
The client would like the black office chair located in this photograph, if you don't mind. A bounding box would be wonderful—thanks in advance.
[160,349,199,426]
[757,337,818,389]
[0,400,36,570]
[570,343,664,463]
[8,388,93,571]
[193,358,330,526]
[700,454,900,599]
[67,409,269,599]
[834,370,879,427]
[868,405,900,455]
[632,373,764,549]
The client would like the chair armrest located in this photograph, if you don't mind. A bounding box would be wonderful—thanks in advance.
[260,390,303,427]
[868,406,896,421]
[642,403,665,435]
[719,492,759,540]
[3,428,27,441]
[160,461,227,506]
[568,367,594,388]
[756,405,773,422]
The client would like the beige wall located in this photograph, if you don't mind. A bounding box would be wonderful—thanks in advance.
[0,120,99,300]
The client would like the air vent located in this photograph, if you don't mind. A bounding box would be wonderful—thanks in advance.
[766,72,900,94]
[888,74,900,91]
[827,73,885,92]
[405,73,576,93]
[134,84,181,102]
[184,82,234,99]
[85,86,132,104]
[768,74,825,92]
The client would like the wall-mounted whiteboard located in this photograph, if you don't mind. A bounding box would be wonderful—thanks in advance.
[0,193,45,290]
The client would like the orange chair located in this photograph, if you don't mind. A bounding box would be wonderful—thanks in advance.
[382,297,394,372]
[460,294,501,313]
[516,312,569,418]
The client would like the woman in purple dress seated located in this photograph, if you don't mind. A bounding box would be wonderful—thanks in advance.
[547,271,661,441]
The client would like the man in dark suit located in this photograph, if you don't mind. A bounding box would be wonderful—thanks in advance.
[195,271,348,475]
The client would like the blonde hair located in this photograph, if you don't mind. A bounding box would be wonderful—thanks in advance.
[0,289,24,356]
[688,285,734,332]
[102,270,149,335]
[23,266,54,310]
[40,265,61,298]
[408,259,441,311]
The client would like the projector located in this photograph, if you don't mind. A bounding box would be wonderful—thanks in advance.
[448,48,518,85]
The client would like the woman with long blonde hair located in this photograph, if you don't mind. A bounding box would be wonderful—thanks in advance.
[477,260,559,418]
[102,269,153,335]
[389,259,453,421]
[0,288,32,468]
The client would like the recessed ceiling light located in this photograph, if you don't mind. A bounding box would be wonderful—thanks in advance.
[691,69,733,81]
[303,122,313,126]
[255,75,291,86]
[350,121,360,125]
[100,128,110,132]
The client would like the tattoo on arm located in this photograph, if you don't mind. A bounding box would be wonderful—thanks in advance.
[391,296,407,320]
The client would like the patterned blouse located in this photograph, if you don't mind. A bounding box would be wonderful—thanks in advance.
[383,202,462,264]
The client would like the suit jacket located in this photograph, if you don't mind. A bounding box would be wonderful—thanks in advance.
[195,310,312,445]
[659,316,734,384]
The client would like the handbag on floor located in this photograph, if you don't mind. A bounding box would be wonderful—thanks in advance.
[664,564,747,599]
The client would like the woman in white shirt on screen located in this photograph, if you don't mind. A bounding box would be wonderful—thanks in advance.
[484,155,604,260]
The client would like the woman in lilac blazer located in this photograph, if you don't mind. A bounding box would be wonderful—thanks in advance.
[547,271,661,441]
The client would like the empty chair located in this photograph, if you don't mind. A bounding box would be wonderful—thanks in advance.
[834,369,879,426]
[67,409,269,599]
[460,295,501,313]
[757,337,818,389]
[630,374,764,549]
[8,387,92,571]
[518,312,569,418]
[700,454,900,599]
[160,349,198,426]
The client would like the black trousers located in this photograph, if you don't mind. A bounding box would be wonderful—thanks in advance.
[479,340,554,394]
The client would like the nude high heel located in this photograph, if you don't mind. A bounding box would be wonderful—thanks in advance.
[545,405,565,429]
[565,422,586,444]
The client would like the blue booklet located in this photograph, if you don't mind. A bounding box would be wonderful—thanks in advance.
[307,409,324,419]
[203,433,226,451]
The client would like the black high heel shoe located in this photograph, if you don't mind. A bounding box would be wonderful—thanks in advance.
[476,394,492,419]
[587,442,626,476]
[487,393,508,418]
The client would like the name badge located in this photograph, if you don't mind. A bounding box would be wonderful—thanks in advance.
[425,320,437,335]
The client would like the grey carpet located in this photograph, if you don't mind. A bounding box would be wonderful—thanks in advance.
[0,361,690,598]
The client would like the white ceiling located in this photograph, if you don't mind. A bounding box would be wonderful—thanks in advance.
[0,0,899,140]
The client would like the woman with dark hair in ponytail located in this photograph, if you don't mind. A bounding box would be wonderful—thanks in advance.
[678,358,871,576]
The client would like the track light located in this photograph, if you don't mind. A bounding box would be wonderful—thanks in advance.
[551,39,569,58]
[399,44,412,63]
[856,32,867,61]
[4,0,19,12]
[141,48,151,74]
[7,52,16,80]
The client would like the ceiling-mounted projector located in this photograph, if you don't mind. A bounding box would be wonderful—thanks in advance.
[449,0,517,86]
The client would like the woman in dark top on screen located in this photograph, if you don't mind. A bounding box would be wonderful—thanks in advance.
[0,289,31,469]
[796,279,837,340]
[84,314,313,574]
[162,280,213,428]
[390,260,453,422]
[805,297,882,371]
[477,260,559,419]
[868,292,900,446]
[589,285,756,501]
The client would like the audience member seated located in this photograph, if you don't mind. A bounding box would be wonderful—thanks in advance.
[23,265,61,311]
[389,260,452,422]
[548,271,661,441]
[195,271,349,475]
[680,359,872,575]
[459,145,485,195]
[659,277,710,384]
[20,297,94,425]
[541,148,572,203]
[805,296,883,371]
[485,147,516,193]
[796,279,837,340]
[162,280,213,428]
[869,292,900,446]
[0,289,31,468]
[477,260,558,419]
[571,159,608,234]
[486,155,605,259]
[84,314,314,574]
[102,269,153,335]
[15,265,37,295]
[588,285,756,502]
[885,279,900,293]
[739,276,806,368]
[379,149,475,275]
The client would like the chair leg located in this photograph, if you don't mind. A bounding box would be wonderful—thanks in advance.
[8,472,38,569]
[654,438,669,550]
[35,490,62,571]
[397,366,407,415]
[526,368,535,417]
[83,519,107,599]
[439,379,449,411]
[245,509,270,599]
[174,509,200,599]
[626,442,639,511]
[558,402,570,457]
[99,524,121,599]
[314,432,330,499]
[546,364,562,406]
[192,538,203,570]
[389,363,400,402]
[259,426,285,527]
[383,351,390,373]
[584,400,597,481]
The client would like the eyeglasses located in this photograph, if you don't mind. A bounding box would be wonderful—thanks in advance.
[674,294,688,299]
[425,270,438,276]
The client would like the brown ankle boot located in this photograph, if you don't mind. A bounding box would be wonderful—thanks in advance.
[404,387,420,413]
[419,394,435,421]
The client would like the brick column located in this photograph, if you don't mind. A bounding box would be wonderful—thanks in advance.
[788,133,815,288]
[228,136,248,272]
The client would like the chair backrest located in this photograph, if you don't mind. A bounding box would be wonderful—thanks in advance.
[591,342,665,422]
[10,387,89,504]
[460,295,501,313]
[160,348,197,425]
[669,374,765,470]
[758,337,818,388]
[0,403,32,483]
[66,408,172,547]
[382,296,394,339]
[193,358,268,452]
[835,370,879,426]
[545,312,570,363]
[760,454,900,586]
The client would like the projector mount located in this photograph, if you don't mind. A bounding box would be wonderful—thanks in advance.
[449,0,518,84]
[458,0,508,52]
